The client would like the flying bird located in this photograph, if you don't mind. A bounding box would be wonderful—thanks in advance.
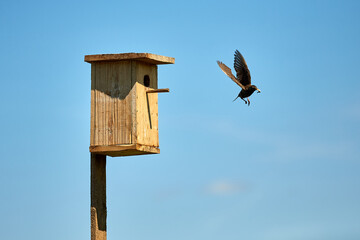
[217,50,261,106]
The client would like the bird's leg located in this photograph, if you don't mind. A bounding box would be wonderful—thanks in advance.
[247,98,250,106]
[242,98,247,104]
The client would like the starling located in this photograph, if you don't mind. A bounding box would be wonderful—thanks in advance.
[217,50,261,106]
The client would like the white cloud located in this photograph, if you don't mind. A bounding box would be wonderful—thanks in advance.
[205,180,249,195]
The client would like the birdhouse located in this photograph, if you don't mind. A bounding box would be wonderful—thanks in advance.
[85,53,175,157]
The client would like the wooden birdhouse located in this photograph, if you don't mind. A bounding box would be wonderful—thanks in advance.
[85,53,175,157]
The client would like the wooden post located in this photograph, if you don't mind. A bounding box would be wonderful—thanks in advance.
[91,153,107,240]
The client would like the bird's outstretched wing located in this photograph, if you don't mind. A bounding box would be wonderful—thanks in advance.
[217,61,245,90]
[234,50,251,86]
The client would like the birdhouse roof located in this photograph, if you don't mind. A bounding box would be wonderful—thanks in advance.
[84,53,175,65]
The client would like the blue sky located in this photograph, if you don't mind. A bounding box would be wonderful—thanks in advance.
[1,0,360,239]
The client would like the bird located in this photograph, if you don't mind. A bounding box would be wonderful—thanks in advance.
[217,50,261,106]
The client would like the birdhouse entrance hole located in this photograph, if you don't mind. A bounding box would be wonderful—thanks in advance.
[144,75,150,87]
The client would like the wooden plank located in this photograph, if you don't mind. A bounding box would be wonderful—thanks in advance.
[104,63,109,146]
[108,62,115,145]
[97,63,105,146]
[91,153,107,240]
[146,88,170,93]
[90,144,137,152]
[131,61,137,144]
[117,61,133,145]
[95,63,101,145]
[89,144,160,157]
[90,65,96,146]
[85,53,175,65]
[135,62,159,147]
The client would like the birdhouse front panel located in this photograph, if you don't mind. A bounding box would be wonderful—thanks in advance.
[133,61,159,148]
[85,53,174,157]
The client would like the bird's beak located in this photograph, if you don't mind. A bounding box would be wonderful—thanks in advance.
[257,88,261,93]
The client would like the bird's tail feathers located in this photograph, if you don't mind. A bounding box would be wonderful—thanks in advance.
[233,95,239,102]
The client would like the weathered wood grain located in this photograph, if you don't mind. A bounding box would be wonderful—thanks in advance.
[87,53,174,156]
[89,144,160,157]
[85,53,175,65]
[90,61,133,147]
[134,62,159,147]
[146,88,170,93]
